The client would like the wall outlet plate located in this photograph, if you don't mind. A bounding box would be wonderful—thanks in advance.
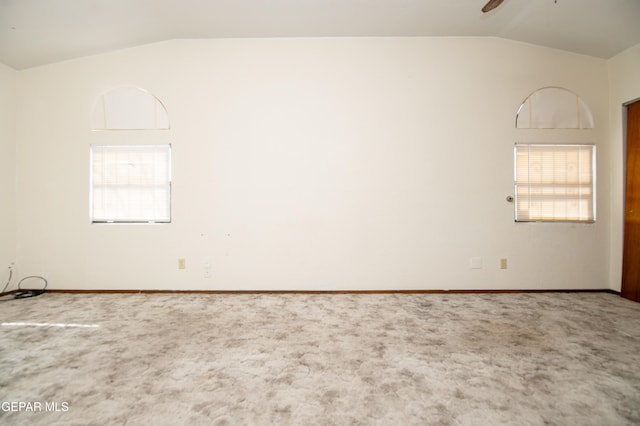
[470,257,482,269]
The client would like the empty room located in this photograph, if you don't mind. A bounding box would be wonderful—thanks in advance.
[1,0,640,424]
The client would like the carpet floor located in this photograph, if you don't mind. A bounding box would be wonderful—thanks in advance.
[1,292,639,425]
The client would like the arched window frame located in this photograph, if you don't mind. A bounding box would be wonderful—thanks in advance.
[516,86,594,130]
[514,87,596,223]
[91,86,170,131]
[89,86,172,224]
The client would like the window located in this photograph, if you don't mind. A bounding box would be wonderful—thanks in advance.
[91,87,170,130]
[514,144,595,222]
[90,145,172,223]
[516,87,594,129]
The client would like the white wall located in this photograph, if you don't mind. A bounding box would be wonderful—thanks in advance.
[15,37,610,291]
[608,42,640,292]
[0,63,16,280]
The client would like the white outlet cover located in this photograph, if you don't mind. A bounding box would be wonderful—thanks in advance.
[470,257,482,269]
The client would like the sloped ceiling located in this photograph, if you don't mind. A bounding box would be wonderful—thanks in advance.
[1,0,640,70]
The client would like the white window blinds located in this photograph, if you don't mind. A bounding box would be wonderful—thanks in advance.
[91,145,171,223]
[514,144,595,222]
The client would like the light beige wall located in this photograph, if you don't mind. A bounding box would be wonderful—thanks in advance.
[608,42,640,292]
[15,37,610,290]
[0,63,16,279]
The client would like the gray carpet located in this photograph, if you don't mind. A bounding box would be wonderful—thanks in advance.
[1,292,639,425]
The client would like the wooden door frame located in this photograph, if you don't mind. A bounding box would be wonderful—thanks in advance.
[622,97,640,300]
[622,96,640,224]
[622,96,640,168]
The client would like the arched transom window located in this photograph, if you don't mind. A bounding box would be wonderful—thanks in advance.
[91,86,170,130]
[516,87,594,130]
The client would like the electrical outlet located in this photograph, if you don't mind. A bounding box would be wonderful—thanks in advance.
[470,257,482,269]
[500,258,508,269]
[203,261,212,279]
[178,258,186,269]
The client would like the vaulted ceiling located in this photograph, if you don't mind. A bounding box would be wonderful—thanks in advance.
[1,0,640,70]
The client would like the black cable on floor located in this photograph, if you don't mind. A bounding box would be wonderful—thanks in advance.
[0,267,47,302]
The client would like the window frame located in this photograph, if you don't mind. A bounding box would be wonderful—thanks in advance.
[514,143,596,223]
[89,144,172,224]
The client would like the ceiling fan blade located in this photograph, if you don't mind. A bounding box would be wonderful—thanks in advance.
[482,0,505,13]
